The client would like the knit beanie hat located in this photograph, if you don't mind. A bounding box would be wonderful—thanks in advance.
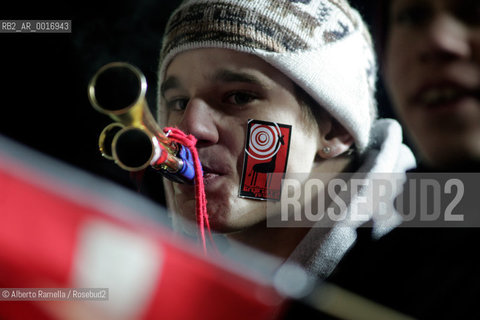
[158,0,377,151]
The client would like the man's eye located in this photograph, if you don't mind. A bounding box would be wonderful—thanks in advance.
[225,92,257,105]
[166,98,188,111]
[392,5,431,27]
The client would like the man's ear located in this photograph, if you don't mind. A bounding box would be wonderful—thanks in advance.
[318,116,354,159]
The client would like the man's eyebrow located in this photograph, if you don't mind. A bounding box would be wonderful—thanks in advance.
[212,69,269,88]
[160,76,180,97]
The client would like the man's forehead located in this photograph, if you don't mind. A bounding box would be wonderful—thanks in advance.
[161,68,272,94]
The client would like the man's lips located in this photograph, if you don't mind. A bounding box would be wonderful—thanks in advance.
[202,173,219,185]
[200,160,230,176]
[199,163,230,184]
[172,159,230,199]
[202,167,220,184]
[411,82,480,109]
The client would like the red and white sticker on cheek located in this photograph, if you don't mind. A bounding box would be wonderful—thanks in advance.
[239,119,292,201]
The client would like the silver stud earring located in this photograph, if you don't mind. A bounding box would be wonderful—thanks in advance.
[322,146,331,154]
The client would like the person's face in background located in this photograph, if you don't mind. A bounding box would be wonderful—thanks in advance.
[384,0,480,168]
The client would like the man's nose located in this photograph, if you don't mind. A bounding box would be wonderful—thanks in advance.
[419,13,472,63]
[177,98,219,147]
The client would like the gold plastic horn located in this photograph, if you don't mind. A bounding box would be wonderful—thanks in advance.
[88,62,184,173]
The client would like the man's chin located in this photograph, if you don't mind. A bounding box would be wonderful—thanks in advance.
[174,210,246,234]
[174,196,265,234]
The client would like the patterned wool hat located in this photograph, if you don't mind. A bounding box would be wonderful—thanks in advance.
[157,0,377,151]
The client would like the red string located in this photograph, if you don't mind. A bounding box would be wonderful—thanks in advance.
[163,127,216,255]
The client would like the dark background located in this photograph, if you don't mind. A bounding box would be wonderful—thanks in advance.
[0,1,393,206]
